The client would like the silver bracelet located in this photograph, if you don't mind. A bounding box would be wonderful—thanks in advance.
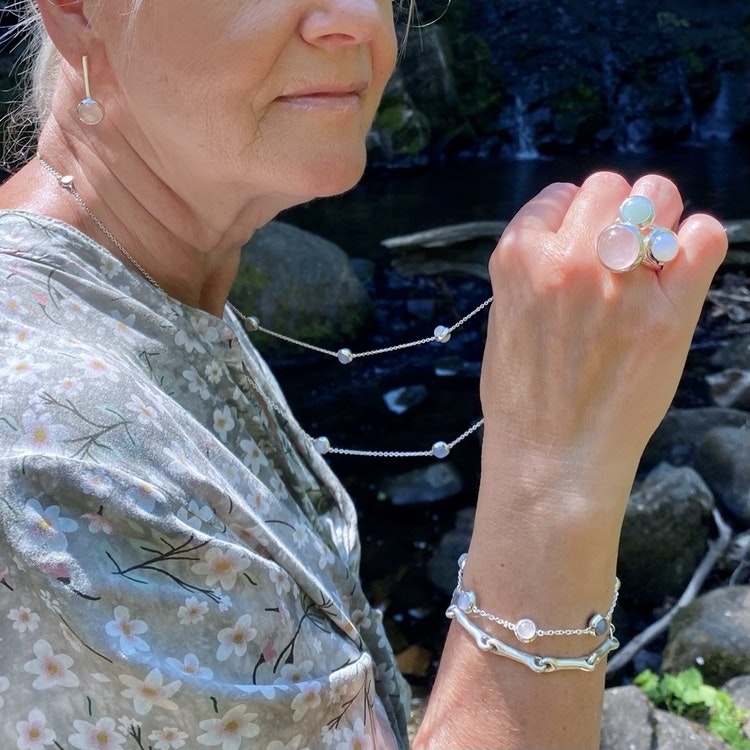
[446,605,620,673]
[451,553,620,643]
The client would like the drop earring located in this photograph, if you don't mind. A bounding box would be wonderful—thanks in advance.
[76,55,104,125]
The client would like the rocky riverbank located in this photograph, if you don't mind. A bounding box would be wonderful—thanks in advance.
[232,215,750,747]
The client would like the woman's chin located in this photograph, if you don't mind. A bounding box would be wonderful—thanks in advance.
[295,152,368,200]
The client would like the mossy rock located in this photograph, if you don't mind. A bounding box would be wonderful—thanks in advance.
[230,222,373,359]
[662,585,750,687]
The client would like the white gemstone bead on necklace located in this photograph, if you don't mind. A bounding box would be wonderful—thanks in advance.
[38,153,491,461]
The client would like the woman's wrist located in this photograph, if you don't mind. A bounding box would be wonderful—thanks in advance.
[461,453,629,648]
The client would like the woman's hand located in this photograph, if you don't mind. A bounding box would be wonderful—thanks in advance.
[478,171,727,518]
[415,172,727,750]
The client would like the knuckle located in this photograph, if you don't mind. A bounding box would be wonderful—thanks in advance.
[581,171,631,194]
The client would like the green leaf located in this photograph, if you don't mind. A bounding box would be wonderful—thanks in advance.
[634,667,750,750]
[634,669,660,697]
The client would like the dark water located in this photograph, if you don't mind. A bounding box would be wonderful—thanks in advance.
[283,142,750,260]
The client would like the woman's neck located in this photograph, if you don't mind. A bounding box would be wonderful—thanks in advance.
[2,120,292,316]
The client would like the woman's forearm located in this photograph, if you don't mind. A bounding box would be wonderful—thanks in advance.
[414,457,629,749]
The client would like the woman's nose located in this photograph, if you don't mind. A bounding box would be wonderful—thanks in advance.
[299,0,388,49]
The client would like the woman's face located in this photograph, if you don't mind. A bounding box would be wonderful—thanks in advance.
[89,0,397,214]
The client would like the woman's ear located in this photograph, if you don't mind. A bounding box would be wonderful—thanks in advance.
[36,0,99,66]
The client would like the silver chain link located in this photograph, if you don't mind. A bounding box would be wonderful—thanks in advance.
[454,554,620,640]
[37,156,166,293]
[231,296,493,361]
[39,153,491,460]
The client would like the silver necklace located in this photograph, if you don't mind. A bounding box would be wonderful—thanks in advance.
[38,154,490,459]
[38,156,164,291]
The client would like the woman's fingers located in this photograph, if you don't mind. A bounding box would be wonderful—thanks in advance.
[660,214,728,305]
[503,181,580,235]
[630,174,684,232]
[557,171,631,247]
[554,173,683,274]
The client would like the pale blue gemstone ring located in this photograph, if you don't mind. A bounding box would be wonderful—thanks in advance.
[597,196,681,273]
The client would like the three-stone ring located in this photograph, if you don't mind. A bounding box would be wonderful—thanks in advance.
[596,195,681,273]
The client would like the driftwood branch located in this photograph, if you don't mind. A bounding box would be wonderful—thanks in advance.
[381,221,507,249]
[606,507,734,675]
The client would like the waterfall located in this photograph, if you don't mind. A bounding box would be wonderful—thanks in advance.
[678,72,700,146]
[512,95,540,161]
[699,72,735,141]
[424,28,457,105]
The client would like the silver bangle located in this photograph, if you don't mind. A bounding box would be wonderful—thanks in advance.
[446,605,620,673]
[451,553,620,643]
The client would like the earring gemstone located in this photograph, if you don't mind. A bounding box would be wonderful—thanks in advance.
[596,223,644,272]
[77,97,104,126]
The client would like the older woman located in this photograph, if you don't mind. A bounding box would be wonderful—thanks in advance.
[0,1,727,749]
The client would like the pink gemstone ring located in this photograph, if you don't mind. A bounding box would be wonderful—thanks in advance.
[597,196,680,273]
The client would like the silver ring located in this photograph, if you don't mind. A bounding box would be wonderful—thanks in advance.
[597,196,680,273]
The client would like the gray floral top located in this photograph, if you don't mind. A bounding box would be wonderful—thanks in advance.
[0,211,409,750]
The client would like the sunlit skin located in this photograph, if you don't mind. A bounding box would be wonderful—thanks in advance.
[2,0,397,313]
[0,1,730,748]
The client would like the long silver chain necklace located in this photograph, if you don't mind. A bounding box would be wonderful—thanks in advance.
[37,155,491,459]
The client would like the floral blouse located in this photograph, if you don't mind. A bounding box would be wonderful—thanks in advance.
[0,211,409,750]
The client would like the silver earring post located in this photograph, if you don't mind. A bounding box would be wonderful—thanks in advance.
[76,55,105,125]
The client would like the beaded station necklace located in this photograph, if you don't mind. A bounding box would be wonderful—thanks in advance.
[38,155,492,459]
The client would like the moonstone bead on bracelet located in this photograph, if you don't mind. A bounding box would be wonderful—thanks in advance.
[446,605,620,673]
[451,553,620,643]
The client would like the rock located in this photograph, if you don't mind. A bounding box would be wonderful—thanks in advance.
[711,337,750,370]
[348,258,375,286]
[407,694,428,746]
[381,462,463,506]
[662,585,750,686]
[405,298,438,322]
[706,369,750,410]
[724,224,750,247]
[382,385,428,415]
[600,686,733,750]
[427,507,475,595]
[382,221,507,249]
[653,707,733,750]
[694,426,750,524]
[641,407,750,472]
[618,464,714,606]
[600,686,654,750]
[399,25,460,144]
[395,644,432,678]
[723,675,750,736]
[231,222,373,357]
[706,274,750,322]
[367,73,431,166]
[391,254,491,281]
[699,71,750,141]
[717,530,750,584]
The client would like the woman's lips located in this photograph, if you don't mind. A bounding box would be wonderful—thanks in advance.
[276,83,366,110]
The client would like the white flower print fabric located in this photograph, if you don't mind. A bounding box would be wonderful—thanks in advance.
[0,212,409,750]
